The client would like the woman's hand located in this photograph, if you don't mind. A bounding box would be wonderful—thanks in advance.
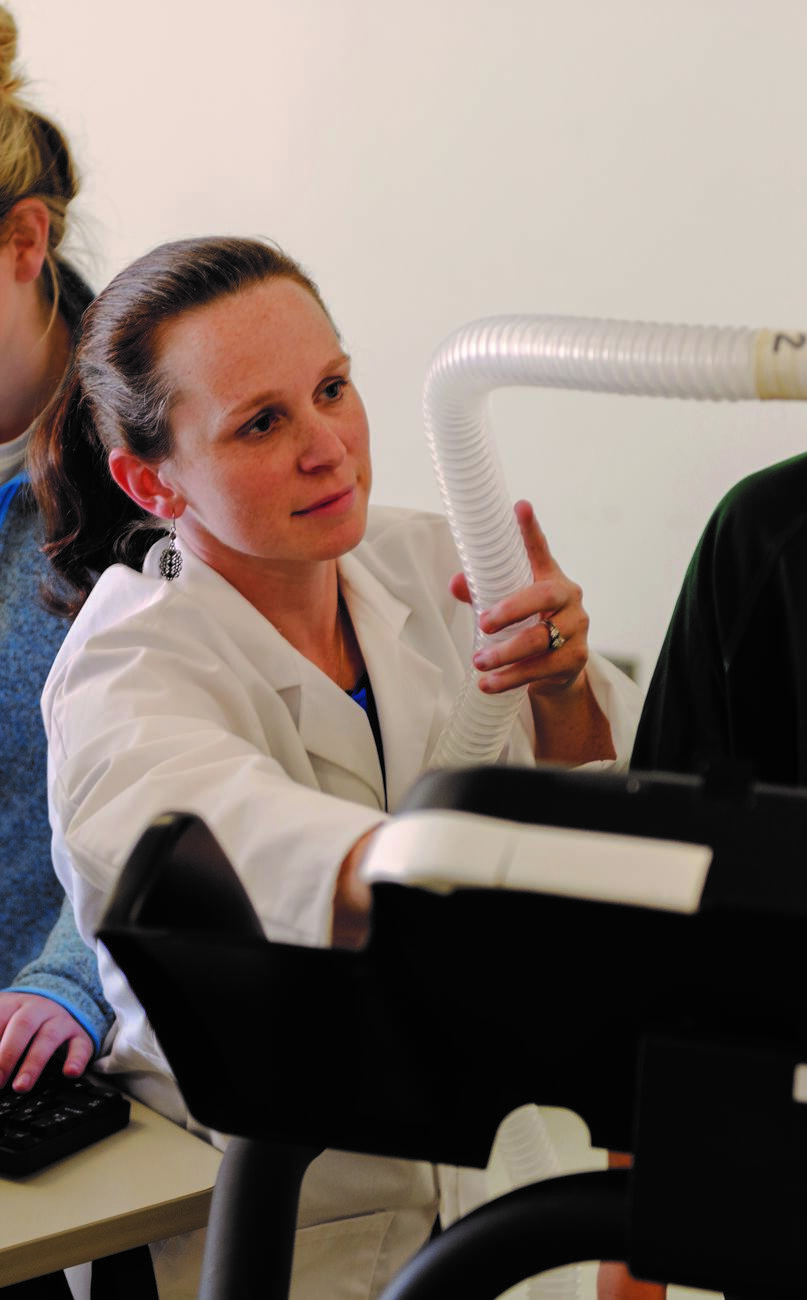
[331,828,379,949]
[451,500,588,697]
[450,499,615,764]
[0,992,94,1092]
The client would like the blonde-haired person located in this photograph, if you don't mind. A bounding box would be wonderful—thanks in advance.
[0,3,112,1096]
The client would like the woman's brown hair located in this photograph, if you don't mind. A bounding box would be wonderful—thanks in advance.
[29,234,332,617]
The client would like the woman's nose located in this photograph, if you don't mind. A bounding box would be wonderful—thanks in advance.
[298,418,347,472]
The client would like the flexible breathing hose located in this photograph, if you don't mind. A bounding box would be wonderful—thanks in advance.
[424,317,807,768]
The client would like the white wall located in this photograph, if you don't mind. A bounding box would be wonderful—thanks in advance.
[16,0,807,684]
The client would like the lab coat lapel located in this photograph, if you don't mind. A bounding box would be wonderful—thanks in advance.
[168,546,387,809]
[290,664,387,810]
[339,553,443,812]
[261,630,387,812]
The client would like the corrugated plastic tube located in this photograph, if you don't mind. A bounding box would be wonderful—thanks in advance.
[424,316,807,768]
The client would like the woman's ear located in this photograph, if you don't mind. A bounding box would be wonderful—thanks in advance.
[7,198,51,285]
[108,449,184,520]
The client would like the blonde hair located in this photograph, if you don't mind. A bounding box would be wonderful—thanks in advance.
[0,4,80,317]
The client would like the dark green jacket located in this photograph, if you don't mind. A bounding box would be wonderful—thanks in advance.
[632,453,807,787]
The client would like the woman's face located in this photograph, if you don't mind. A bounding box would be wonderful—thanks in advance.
[156,276,371,589]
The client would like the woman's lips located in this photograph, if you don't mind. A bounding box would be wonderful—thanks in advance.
[293,486,356,517]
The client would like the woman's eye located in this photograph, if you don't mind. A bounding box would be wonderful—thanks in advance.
[247,410,279,436]
[321,378,346,402]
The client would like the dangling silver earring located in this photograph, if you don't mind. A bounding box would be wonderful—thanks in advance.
[158,515,183,580]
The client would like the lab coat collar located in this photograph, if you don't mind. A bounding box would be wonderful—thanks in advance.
[164,545,386,806]
[155,541,442,812]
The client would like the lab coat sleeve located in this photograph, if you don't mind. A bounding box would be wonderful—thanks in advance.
[513,649,644,772]
[44,625,385,954]
[585,649,644,771]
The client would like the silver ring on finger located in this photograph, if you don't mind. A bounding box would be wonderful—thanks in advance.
[541,617,566,653]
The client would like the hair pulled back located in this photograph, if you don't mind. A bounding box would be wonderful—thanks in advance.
[29,234,332,617]
[0,4,83,323]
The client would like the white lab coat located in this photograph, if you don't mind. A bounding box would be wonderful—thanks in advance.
[43,506,642,1299]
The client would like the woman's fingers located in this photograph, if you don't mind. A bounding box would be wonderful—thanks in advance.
[450,502,564,619]
[449,571,472,606]
[478,579,577,636]
[474,618,565,672]
[514,499,555,580]
[0,992,93,1092]
[449,499,591,697]
[12,1030,92,1093]
[474,632,588,695]
[474,501,590,697]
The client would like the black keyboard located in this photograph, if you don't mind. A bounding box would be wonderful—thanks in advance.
[0,1053,130,1176]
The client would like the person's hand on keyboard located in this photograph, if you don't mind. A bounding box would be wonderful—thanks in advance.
[0,1038,129,1175]
[0,993,93,1092]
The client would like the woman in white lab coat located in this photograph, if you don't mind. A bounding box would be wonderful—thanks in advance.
[32,235,642,1299]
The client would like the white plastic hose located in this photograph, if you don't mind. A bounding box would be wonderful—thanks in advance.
[424,316,807,768]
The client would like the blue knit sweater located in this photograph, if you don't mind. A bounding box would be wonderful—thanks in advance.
[0,475,113,1051]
